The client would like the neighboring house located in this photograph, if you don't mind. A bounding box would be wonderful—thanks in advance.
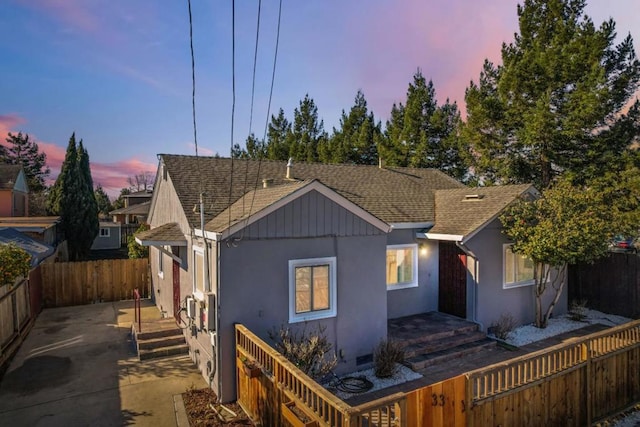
[91,221,122,250]
[0,216,61,247]
[110,190,152,225]
[136,155,567,402]
[0,227,55,267]
[0,164,29,217]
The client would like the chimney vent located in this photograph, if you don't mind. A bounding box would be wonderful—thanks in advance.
[378,158,385,169]
[262,178,273,188]
[286,158,293,179]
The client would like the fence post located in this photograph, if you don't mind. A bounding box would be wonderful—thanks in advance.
[583,342,592,426]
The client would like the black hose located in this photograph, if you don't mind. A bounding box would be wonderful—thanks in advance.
[330,372,374,394]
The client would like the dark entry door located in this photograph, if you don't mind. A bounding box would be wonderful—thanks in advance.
[172,260,181,319]
[438,242,467,318]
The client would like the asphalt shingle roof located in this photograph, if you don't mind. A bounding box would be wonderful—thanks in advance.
[0,165,22,189]
[205,180,311,233]
[135,222,186,245]
[428,184,535,240]
[160,155,466,227]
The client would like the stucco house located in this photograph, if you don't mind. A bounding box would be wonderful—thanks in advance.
[0,164,29,217]
[136,154,566,402]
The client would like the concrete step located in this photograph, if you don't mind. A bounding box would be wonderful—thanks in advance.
[406,338,496,370]
[135,323,183,341]
[139,344,190,361]
[391,323,479,349]
[138,334,186,350]
[402,331,488,359]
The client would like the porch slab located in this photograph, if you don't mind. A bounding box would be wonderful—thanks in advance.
[388,311,480,343]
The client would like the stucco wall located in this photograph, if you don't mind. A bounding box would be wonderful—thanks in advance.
[217,234,388,402]
[465,218,568,330]
[386,229,439,319]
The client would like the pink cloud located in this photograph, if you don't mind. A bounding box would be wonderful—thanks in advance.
[90,158,157,198]
[0,114,26,138]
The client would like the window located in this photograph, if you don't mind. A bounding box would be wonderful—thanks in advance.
[99,228,110,237]
[289,257,336,323]
[503,244,534,288]
[193,246,206,297]
[386,244,418,290]
[157,247,164,278]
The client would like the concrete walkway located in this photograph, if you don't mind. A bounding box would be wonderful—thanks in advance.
[0,300,207,426]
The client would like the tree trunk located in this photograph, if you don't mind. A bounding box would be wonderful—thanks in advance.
[543,264,567,327]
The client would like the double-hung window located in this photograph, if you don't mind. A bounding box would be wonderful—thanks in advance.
[503,244,534,288]
[386,244,418,290]
[289,257,336,323]
[99,228,110,237]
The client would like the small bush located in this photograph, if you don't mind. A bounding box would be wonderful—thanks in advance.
[0,243,31,287]
[489,313,517,340]
[373,340,405,379]
[569,299,589,322]
[128,224,150,259]
[269,324,337,380]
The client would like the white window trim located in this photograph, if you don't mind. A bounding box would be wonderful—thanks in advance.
[99,228,110,237]
[192,245,206,300]
[502,244,535,289]
[386,244,419,290]
[288,257,337,323]
[157,247,164,279]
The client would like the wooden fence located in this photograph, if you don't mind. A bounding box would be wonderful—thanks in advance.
[237,320,640,427]
[40,258,150,307]
[0,279,32,370]
[569,252,640,319]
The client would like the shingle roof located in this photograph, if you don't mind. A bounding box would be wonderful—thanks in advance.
[428,184,536,241]
[110,201,151,215]
[0,165,22,189]
[135,222,186,246]
[160,155,466,227]
[205,180,311,233]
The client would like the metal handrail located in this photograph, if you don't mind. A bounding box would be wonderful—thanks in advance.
[133,288,141,332]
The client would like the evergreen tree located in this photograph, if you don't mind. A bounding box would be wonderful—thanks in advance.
[320,90,381,165]
[265,108,292,161]
[47,133,99,261]
[3,132,50,192]
[76,141,99,257]
[288,95,327,162]
[463,0,640,188]
[112,188,131,210]
[380,70,469,179]
[94,185,112,216]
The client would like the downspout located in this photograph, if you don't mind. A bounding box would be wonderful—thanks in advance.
[455,241,482,330]
[215,239,222,401]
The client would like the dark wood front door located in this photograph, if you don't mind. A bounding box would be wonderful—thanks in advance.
[172,260,181,319]
[438,242,467,318]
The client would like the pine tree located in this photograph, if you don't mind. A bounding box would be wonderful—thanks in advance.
[3,132,50,192]
[265,108,292,161]
[463,0,640,188]
[288,95,327,162]
[77,141,99,257]
[320,90,381,165]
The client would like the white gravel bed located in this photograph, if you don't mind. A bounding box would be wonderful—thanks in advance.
[501,309,631,347]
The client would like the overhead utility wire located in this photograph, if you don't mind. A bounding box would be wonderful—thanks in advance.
[241,0,283,238]
[227,0,236,232]
[241,0,263,218]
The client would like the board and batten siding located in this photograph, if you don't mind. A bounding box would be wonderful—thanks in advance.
[238,190,385,239]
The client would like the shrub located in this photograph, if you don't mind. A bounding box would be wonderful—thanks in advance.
[569,299,589,322]
[269,324,337,380]
[128,224,150,259]
[0,244,31,287]
[489,313,517,340]
[373,339,405,378]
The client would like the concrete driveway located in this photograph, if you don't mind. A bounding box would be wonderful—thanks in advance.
[0,301,207,426]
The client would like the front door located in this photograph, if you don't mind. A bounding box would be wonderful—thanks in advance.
[438,242,467,318]
[172,260,181,319]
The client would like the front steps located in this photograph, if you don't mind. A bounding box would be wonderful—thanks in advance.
[389,312,496,371]
[131,318,189,360]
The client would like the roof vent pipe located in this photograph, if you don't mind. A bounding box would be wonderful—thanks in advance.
[378,157,384,169]
[286,158,293,179]
[262,178,273,188]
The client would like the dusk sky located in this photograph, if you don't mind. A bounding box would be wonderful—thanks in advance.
[1,1,639,197]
